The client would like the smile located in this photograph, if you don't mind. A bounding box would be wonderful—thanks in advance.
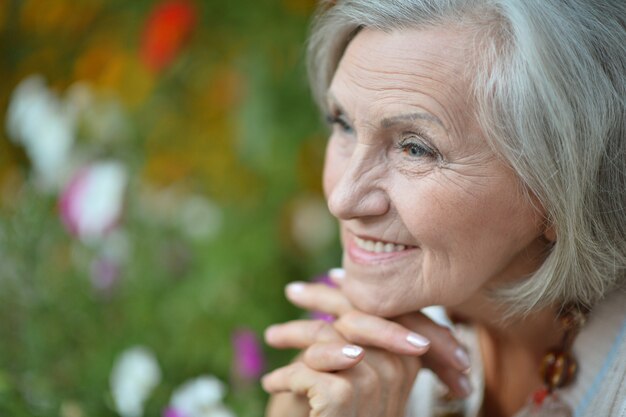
[347,233,418,265]
[354,236,411,253]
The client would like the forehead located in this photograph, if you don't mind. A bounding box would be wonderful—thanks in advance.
[329,27,476,131]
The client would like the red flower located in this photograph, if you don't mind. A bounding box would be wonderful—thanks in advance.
[140,0,197,72]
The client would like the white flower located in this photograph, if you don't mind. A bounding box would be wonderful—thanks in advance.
[6,75,77,191]
[169,376,235,417]
[110,346,161,417]
[59,161,127,244]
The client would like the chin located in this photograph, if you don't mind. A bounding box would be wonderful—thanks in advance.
[343,284,420,318]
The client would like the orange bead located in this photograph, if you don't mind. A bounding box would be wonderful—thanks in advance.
[540,350,578,389]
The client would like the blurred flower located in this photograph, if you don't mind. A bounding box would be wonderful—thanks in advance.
[141,0,197,72]
[178,195,222,240]
[6,75,78,191]
[90,255,121,296]
[290,195,336,253]
[168,376,235,417]
[89,231,131,296]
[59,161,127,244]
[232,329,265,381]
[163,408,184,417]
[110,346,161,417]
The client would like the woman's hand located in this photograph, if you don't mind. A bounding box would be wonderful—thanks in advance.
[263,318,421,417]
[263,270,473,416]
[277,273,473,397]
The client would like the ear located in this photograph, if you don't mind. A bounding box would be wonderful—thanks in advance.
[543,223,557,243]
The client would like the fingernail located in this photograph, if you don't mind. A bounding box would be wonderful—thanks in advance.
[454,347,471,371]
[341,344,363,359]
[328,268,346,281]
[458,375,473,397]
[264,325,278,341]
[406,332,430,349]
[286,282,306,296]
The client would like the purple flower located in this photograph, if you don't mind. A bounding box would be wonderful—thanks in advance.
[232,329,265,381]
[163,407,184,417]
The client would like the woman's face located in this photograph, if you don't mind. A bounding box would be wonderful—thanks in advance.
[323,28,551,317]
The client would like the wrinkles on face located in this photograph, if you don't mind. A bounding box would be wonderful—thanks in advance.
[341,32,473,143]
[323,28,547,316]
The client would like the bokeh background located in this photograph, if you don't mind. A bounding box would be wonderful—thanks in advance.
[0,1,340,416]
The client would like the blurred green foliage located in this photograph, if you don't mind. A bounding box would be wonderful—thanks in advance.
[0,0,340,416]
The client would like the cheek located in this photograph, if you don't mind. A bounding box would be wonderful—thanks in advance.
[398,175,544,280]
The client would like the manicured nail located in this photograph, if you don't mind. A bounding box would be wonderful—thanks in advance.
[454,347,471,371]
[458,375,473,397]
[406,332,430,349]
[328,268,346,281]
[286,282,306,296]
[341,344,363,359]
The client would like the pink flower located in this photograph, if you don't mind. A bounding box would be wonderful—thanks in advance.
[59,161,127,244]
[232,329,264,381]
[162,407,184,417]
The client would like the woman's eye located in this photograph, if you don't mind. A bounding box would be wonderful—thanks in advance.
[398,138,435,159]
[326,114,354,134]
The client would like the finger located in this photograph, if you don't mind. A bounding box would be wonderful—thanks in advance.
[262,363,355,415]
[265,320,342,349]
[302,342,365,371]
[328,267,346,286]
[334,310,431,355]
[285,281,353,316]
[396,313,471,372]
[430,364,473,399]
[265,392,310,417]
[262,362,321,394]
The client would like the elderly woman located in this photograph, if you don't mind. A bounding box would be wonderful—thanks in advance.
[262,0,626,416]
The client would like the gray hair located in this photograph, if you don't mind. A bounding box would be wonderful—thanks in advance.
[307,0,626,315]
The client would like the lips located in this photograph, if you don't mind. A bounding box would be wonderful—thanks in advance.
[346,232,417,264]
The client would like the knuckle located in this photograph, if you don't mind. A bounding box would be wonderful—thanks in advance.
[335,311,364,341]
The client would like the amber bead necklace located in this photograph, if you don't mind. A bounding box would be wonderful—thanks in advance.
[517,303,589,417]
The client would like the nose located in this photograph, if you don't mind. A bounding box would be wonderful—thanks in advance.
[326,145,390,220]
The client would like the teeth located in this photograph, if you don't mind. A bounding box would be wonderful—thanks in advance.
[355,237,410,253]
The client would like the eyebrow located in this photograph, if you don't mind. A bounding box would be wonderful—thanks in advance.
[326,92,446,130]
[380,113,445,130]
